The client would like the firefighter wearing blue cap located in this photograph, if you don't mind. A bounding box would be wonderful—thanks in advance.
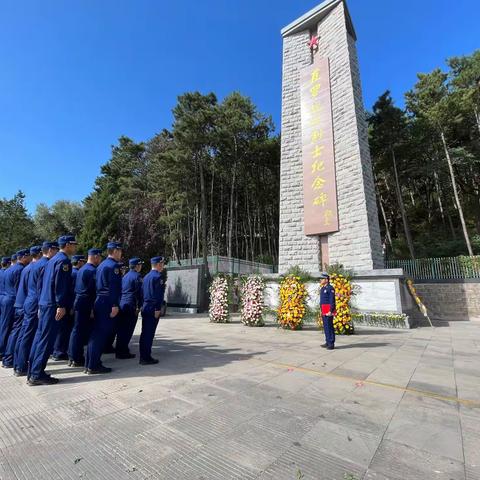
[84,242,122,374]
[51,253,86,361]
[139,256,166,365]
[14,242,59,376]
[319,272,336,350]
[0,249,31,361]
[0,257,12,328]
[2,247,41,368]
[28,235,77,385]
[68,248,102,367]
[115,257,144,359]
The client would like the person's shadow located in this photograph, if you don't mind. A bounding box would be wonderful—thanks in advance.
[52,334,265,385]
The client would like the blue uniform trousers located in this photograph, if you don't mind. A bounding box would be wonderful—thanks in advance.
[28,305,59,380]
[85,297,115,370]
[116,304,138,355]
[2,308,24,367]
[0,297,15,357]
[14,307,39,373]
[139,306,159,361]
[68,305,93,363]
[322,315,335,347]
[52,312,74,358]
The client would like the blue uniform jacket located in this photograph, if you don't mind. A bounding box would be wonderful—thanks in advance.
[23,256,49,314]
[120,270,143,309]
[96,257,122,307]
[71,267,80,290]
[0,268,6,296]
[142,270,165,310]
[39,251,73,308]
[4,263,25,299]
[320,284,336,313]
[14,262,33,309]
[74,263,97,310]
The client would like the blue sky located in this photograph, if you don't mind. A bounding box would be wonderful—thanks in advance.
[0,0,478,213]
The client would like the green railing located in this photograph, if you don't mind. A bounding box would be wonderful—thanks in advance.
[167,255,274,275]
[385,256,480,280]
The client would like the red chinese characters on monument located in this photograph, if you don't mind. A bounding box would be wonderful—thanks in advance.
[300,56,339,235]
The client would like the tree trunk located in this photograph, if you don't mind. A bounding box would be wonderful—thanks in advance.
[391,148,415,259]
[227,160,237,259]
[474,106,480,137]
[377,189,393,248]
[209,171,215,255]
[440,131,473,256]
[433,170,445,226]
[198,158,210,278]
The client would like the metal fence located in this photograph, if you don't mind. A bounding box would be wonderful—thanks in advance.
[385,256,480,280]
[167,255,274,275]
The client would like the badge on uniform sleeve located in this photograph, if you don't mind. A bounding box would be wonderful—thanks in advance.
[114,268,120,275]
[62,264,70,272]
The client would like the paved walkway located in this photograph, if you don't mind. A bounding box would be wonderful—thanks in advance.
[0,316,479,480]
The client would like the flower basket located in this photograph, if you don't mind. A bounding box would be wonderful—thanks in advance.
[209,276,230,323]
[240,275,265,327]
[277,275,308,330]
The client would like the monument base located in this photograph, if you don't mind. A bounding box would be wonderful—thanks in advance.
[263,269,420,329]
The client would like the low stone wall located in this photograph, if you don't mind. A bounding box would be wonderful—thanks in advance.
[414,282,480,321]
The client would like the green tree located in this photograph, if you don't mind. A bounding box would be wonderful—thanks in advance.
[0,191,36,254]
[406,69,474,255]
[369,91,416,259]
[33,200,84,241]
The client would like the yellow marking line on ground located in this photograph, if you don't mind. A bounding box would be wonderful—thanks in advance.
[260,360,480,407]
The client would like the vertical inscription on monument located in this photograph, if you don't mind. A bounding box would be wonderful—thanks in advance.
[300,56,339,235]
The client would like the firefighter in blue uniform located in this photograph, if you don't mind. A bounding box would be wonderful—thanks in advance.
[319,272,336,350]
[68,248,102,367]
[0,257,12,323]
[115,257,143,359]
[52,254,85,360]
[14,241,59,376]
[10,254,17,266]
[139,256,166,365]
[28,235,77,385]
[0,249,31,360]
[84,242,122,374]
[3,246,41,368]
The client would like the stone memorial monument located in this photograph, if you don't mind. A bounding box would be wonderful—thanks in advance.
[266,0,418,325]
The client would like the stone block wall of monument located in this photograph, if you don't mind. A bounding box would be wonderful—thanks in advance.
[279,0,384,273]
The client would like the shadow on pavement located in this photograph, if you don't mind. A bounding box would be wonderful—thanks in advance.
[50,334,265,385]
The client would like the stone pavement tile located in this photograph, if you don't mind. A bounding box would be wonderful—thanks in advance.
[173,379,239,407]
[144,444,259,480]
[384,393,463,462]
[259,369,318,394]
[0,432,135,480]
[298,374,358,403]
[258,443,365,480]
[366,439,465,480]
[301,417,382,468]
[166,400,256,444]
[132,395,200,423]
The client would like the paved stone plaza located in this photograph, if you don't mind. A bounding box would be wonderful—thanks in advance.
[0,316,479,479]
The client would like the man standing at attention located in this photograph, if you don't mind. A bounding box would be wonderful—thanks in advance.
[0,257,12,324]
[14,241,59,376]
[140,256,166,365]
[68,248,102,367]
[0,249,31,361]
[319,272,336,350]
[3,246,40,368]
[115,257,143,360]
[28,235,77,385]
[52,254,85,361]
[84,242,122,374]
